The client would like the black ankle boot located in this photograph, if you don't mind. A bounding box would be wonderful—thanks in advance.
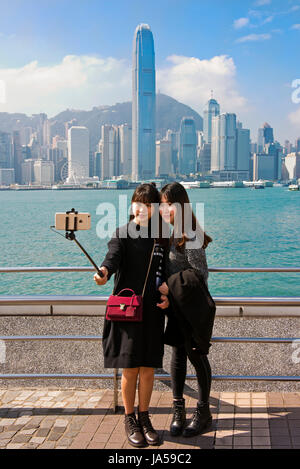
[170,398,186,436]
[137,408,160,446]
[183,402,212,437]
[124,412,147,447]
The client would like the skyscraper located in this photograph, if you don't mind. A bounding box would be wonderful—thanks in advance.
[66,126,89,184]
[211,113,237,172]
[0,131,13,169]
[179,117,197,175]
[203,95,220,144]
[119,124,132,176]
[156,139,172,177]
[236,127,250,172]
[257,123,274,152]
[100,125,120,180]
[132,24,156,181]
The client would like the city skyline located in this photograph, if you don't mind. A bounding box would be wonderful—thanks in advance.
[0,0,299,143]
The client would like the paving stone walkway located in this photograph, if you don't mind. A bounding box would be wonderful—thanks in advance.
[0,389,299,449]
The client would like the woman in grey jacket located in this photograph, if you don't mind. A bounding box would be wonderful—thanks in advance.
[159,182,214,438]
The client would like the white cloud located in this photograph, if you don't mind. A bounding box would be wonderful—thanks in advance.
[254,0,272,5]
[291,24,300,30]
[236,33,272,43]
[0,55,131,116]
[157,54,248,114]
[262,15,274,24]
[234,17,250,29]
[0,52,249,118]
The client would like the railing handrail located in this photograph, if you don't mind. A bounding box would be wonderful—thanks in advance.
[0,295,300,306]
[1,266,300,273]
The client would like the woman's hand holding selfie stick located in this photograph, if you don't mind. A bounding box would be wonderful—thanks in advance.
[94,266,108,285]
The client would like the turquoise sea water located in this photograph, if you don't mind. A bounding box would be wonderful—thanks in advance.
[0,187,299,297]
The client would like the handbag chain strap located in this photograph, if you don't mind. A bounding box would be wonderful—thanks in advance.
[141,239,156,298]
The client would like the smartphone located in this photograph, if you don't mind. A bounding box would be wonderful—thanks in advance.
[55,212,91,231]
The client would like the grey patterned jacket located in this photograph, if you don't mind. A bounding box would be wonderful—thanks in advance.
[166,231,209,287]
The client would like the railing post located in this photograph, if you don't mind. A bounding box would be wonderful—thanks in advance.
[113,368,119,413]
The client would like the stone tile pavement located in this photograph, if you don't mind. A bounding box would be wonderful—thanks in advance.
[0,389,299,449]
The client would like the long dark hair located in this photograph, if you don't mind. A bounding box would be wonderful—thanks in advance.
[160,182,212,250]
[129,183,168,245]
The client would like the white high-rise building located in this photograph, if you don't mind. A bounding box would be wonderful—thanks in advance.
[100,125,120,180]
[66,126,89,184]
[119,124,132,176]
[283,152,300,180]
[211,113,237,172]
[203,96,220,144]
[33,159,54,185]
[156,139,172,177]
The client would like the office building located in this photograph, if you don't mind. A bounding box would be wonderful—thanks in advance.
[203,96,220,144]
[0,131,13,168]
[66,126,89,184]
[119,124,132,176]
[156,139,172,177]
[33,159,54,186]
[179,117,197,175]
[132,24,156,181]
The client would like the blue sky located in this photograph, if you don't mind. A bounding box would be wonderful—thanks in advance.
[0,0,300,143]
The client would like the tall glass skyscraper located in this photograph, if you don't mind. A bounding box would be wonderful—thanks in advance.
[203,96,220,144]
[132,24,156,181]
[179,117,197,175]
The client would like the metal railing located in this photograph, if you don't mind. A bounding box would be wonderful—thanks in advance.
[0,265,300,411]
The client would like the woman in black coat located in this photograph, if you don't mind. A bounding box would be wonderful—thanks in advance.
[159,182,214,438]
[94,183,169,448]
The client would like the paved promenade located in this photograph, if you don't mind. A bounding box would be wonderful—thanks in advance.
[0,388,299,449]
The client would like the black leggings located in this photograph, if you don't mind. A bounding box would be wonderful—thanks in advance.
[170,343,212,403]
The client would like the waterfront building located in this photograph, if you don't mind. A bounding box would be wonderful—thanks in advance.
[0,131,13,168]
[165,129,179,174]
[66,126,89,184]
[100,125,120,180]
[211,113,237,173]
[203,95,220,144]
[257,123,274,153]
[0,168,15,185]
[199,143,212,174]
[12,131,23,184]
[94,151,102,180]
[263,123,274,145]
[20,127,33,146]
[33,159,54,186]
[156,139,172,177]
[236,127,250,173]
[21,159,35,185]
[65,119,78,140]
[179,117,197,175]
[31,113,47,146]
[132,24,156,181]
[119,124,132,176]
[283,152,300,180]
[253,153,279,181]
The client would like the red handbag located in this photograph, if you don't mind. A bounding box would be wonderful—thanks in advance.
[105,240,156,322]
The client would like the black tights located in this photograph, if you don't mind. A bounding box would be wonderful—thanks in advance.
[170,343,212,404]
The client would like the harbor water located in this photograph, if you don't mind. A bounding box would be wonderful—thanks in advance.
[0,186,299,297]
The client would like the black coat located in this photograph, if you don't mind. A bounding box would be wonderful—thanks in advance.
[100,223,166,369]
[164,268,216,355]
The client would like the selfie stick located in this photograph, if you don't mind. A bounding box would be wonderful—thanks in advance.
[50,208,104,278]
[65,230,104,278]
[65,209,104,278]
